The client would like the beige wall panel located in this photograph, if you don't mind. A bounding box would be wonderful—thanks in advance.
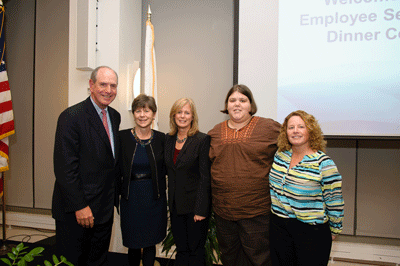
[34,0,69,209]
[356,140,400,238]
[4,0,35,208]
[141,0,234,134]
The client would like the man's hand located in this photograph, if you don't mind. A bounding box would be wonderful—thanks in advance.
[194,215,206,222]
[76,206,94,228]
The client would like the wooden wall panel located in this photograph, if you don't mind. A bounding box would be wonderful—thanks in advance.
[356,140,400,238]
[4,0,35,208]
[34,0,69,208]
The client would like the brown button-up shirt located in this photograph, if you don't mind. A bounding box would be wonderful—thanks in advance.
[208,116,280,221]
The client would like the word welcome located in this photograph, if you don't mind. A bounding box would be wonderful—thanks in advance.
[325,0,397,5]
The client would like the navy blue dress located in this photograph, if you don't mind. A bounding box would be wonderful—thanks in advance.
[120,134,167,249]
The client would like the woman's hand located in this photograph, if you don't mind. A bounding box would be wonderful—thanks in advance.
[194,215,206,222]
[332,235,337,240]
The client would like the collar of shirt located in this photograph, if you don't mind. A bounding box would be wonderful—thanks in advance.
[90,96,109,118]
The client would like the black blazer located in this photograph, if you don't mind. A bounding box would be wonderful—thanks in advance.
[165,132,211,217]
[52,97,121,224]
[118,129,167,201]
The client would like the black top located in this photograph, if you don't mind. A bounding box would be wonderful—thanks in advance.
[164,132,211,217]
[118,129,167,201]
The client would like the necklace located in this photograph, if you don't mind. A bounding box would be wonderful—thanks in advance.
[132,128,154,147]
[176,136,187,143]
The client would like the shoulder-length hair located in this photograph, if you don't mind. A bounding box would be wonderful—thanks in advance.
[277,110,327,152]
[169,98,199,136]
[220,84,257,115]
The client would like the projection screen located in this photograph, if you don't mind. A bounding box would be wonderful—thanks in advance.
[238,0,400,137]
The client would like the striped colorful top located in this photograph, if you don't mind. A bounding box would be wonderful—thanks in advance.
[269,150,344,235]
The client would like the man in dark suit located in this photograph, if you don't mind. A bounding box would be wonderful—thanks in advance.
[52,66,120,266]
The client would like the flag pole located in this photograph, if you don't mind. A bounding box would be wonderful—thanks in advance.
[0,1,16,254]
[144,5,158,129]
[1,173,7,248]
[0,172,14,256]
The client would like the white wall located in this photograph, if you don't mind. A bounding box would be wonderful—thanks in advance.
[68,0,92,107]
[68,0,141,130]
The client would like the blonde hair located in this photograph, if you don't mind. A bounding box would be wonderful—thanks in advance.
[169,98,199,136]
[278,110,327,152]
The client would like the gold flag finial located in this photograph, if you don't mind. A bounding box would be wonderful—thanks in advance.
[147,5,152,22]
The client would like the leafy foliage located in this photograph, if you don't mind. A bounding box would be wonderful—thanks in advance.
[0,243,73,266]
[161,211,221,266]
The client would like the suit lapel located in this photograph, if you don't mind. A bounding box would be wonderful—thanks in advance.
[175,135,193,167]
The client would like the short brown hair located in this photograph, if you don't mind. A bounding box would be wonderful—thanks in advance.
[131,94,157,114]
[221,84,257,115]
[169,98,199,136]
[277,110,327,152]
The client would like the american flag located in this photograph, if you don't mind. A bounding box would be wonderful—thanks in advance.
[0,3,15,197]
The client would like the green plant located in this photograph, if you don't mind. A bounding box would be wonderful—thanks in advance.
[161,211,221,266]
[0,242,73,266]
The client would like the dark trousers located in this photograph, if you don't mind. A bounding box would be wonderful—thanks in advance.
[270,213,332,266]
[128,246,156,266]
[55,213,113,266]
[170,207,209,266]
[215,213,271,266]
